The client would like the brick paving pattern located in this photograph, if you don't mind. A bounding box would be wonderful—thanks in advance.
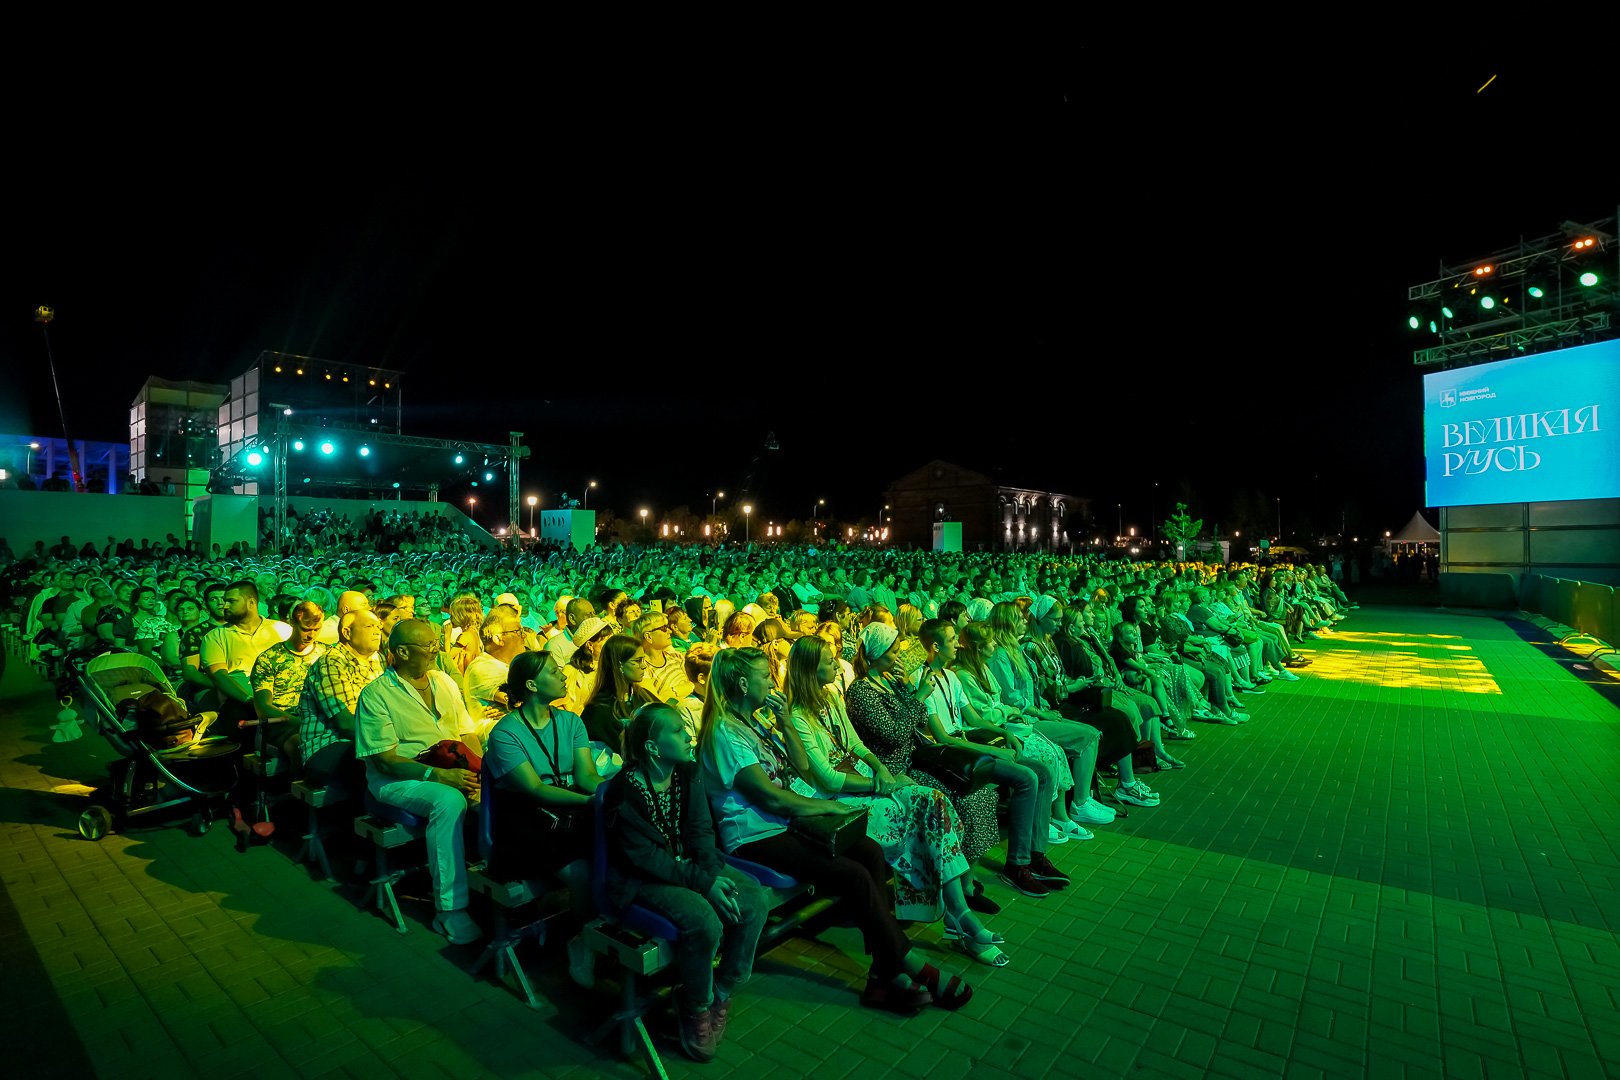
[2,605,1618,1079]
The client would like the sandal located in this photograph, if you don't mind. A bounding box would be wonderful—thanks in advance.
[1156,754,1186,770]
[913,962,974,1010]
[861,977,932,1014]
[943,910,1005,945]
[951,935,1010,968]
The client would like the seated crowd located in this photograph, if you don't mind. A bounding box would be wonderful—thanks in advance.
[1,536,1356,1062]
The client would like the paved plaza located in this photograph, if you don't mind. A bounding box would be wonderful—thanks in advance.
[3,606,1619,1080]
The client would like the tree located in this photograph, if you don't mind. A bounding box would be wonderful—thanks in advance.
[1162,502,1203,557]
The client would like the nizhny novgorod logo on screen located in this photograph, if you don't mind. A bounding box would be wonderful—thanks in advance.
[1440,389,1456,408]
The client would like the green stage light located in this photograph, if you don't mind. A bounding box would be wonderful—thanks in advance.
[484,472,494,481]
[392,482,400,489]
[1528,286,1544,298]
[1442,306,1454,319]
[359,445,370,457]
[320,442,335,455]
[454,454,464,464]
[302,477,311,484]
[293,440,304,451]
[1580,272,1599,287]
[246,452,262,466]
[471,480,479,487]
[1480,296,1495,310]
[1429,320,1438,333]
[1408,316,1420,329]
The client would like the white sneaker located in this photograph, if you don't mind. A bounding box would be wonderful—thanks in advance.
[1115,781,1160,807]
[1273,670,1301,682]
[1046,824,1071,845]
[1073,799,1116,824]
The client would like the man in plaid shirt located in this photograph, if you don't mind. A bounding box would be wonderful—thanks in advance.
[297,610,385,791]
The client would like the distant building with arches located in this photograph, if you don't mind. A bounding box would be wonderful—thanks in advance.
[883,460,1089,551]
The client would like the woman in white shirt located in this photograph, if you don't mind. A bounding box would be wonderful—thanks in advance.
[779,637,1007,966]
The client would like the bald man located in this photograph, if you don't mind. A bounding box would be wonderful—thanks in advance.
[297,610,385,792]
[462,608,525,729]
[354,619,483,945]
[316,590,372,646]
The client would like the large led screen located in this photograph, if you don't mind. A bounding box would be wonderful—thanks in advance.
[1424,339,1620,507]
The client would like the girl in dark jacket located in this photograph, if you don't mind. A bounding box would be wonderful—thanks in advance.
[603,703,770,1063]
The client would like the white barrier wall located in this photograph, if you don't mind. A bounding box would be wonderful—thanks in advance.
[0,490,190,558]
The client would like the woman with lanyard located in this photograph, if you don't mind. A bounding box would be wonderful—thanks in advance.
[848,623,1067,901]
[698,647,974,1014]
[483,648,603,970]
[602,703,770,1063]
[776,636,1008,967]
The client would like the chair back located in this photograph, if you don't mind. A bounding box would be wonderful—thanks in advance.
[478,782,496,864]
[589,786,615,918]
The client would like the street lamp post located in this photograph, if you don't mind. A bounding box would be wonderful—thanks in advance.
[1277,497,1282,538]
[467,496,476,521]
[713,490,724,516]
[584,481,596,510]
[812,498,824,537]
[527,495,538,535]
[743,504,752,544]
[640,508,648,533]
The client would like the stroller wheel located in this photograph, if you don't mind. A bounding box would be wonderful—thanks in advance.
[78,805,114,841]
[189,811,214,837]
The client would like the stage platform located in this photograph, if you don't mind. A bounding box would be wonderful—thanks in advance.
[2,606,1618,1079]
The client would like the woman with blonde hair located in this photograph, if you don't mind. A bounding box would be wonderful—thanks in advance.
[781,637,1006,965]
[697,647,976,1012]
[445,593,485,673]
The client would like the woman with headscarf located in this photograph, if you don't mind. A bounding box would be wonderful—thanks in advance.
[847,623,1067,900]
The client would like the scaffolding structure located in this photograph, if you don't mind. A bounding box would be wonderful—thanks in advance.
[1408,214,1618,368]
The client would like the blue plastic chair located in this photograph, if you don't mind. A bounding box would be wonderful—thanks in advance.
[467,789,546,1007]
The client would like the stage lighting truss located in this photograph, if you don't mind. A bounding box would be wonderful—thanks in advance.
[1408,215,1617,367]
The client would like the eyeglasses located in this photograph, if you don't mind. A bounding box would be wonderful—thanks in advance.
[644,624,669,634]
[403,640,441,654]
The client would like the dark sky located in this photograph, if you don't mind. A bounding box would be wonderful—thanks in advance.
[2,52,1612,541]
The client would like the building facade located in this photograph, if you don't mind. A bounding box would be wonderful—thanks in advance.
[884,460,1089,551]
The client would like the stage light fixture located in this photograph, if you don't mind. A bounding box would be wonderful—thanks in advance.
[274,366,282,372]
[1429,320,1438,333]
[471,480,479,487]
[454,454,464,464]
[1441,306,1455,318]
[1480,296,1495,309]
[320,442,335,455]
[302,477,311,484]
[392,482,401,489]
[484,472,494,481]
[246,452,262,466]
[1528,286,1544,298]
[1575,238,1596,249]
[293,440,305,451]
[325,373,332,380]
[1580,272,1599,286]
[296,368,303,375]
[370,379,376,386]
[359,445,370,457]
[1474,265,1493,276]
[1408,316,1420,329]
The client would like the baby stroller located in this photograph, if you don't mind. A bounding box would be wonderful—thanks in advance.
[69,648,242,840]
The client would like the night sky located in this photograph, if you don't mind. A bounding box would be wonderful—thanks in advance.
[2,54,1612,542]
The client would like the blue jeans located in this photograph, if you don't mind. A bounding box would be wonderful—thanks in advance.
[632,865,769,1010]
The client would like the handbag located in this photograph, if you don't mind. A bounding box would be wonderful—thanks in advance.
[910,742,991,796]
[1071,685,1113,710]
[416,739,482,775]
[962,728,1009,749]
[789,806,869,856]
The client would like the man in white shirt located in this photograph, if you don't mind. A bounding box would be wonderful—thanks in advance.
[632,612,693,705]
[462,608,524,730]
[355,619,484,945]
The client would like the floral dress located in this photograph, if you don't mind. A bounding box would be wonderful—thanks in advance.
[846,678,1000,867]
[788,694,968,922]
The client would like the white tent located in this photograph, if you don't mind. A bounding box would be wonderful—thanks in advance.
[1389,511,1440,545]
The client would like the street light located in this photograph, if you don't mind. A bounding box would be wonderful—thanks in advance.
[467,496,477,519]
[812,498,824,537]
[584,480,596,510]
[713,490,724,516]
[527,494,538,535]
[640,508,648,531]
[743,504,753,544]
